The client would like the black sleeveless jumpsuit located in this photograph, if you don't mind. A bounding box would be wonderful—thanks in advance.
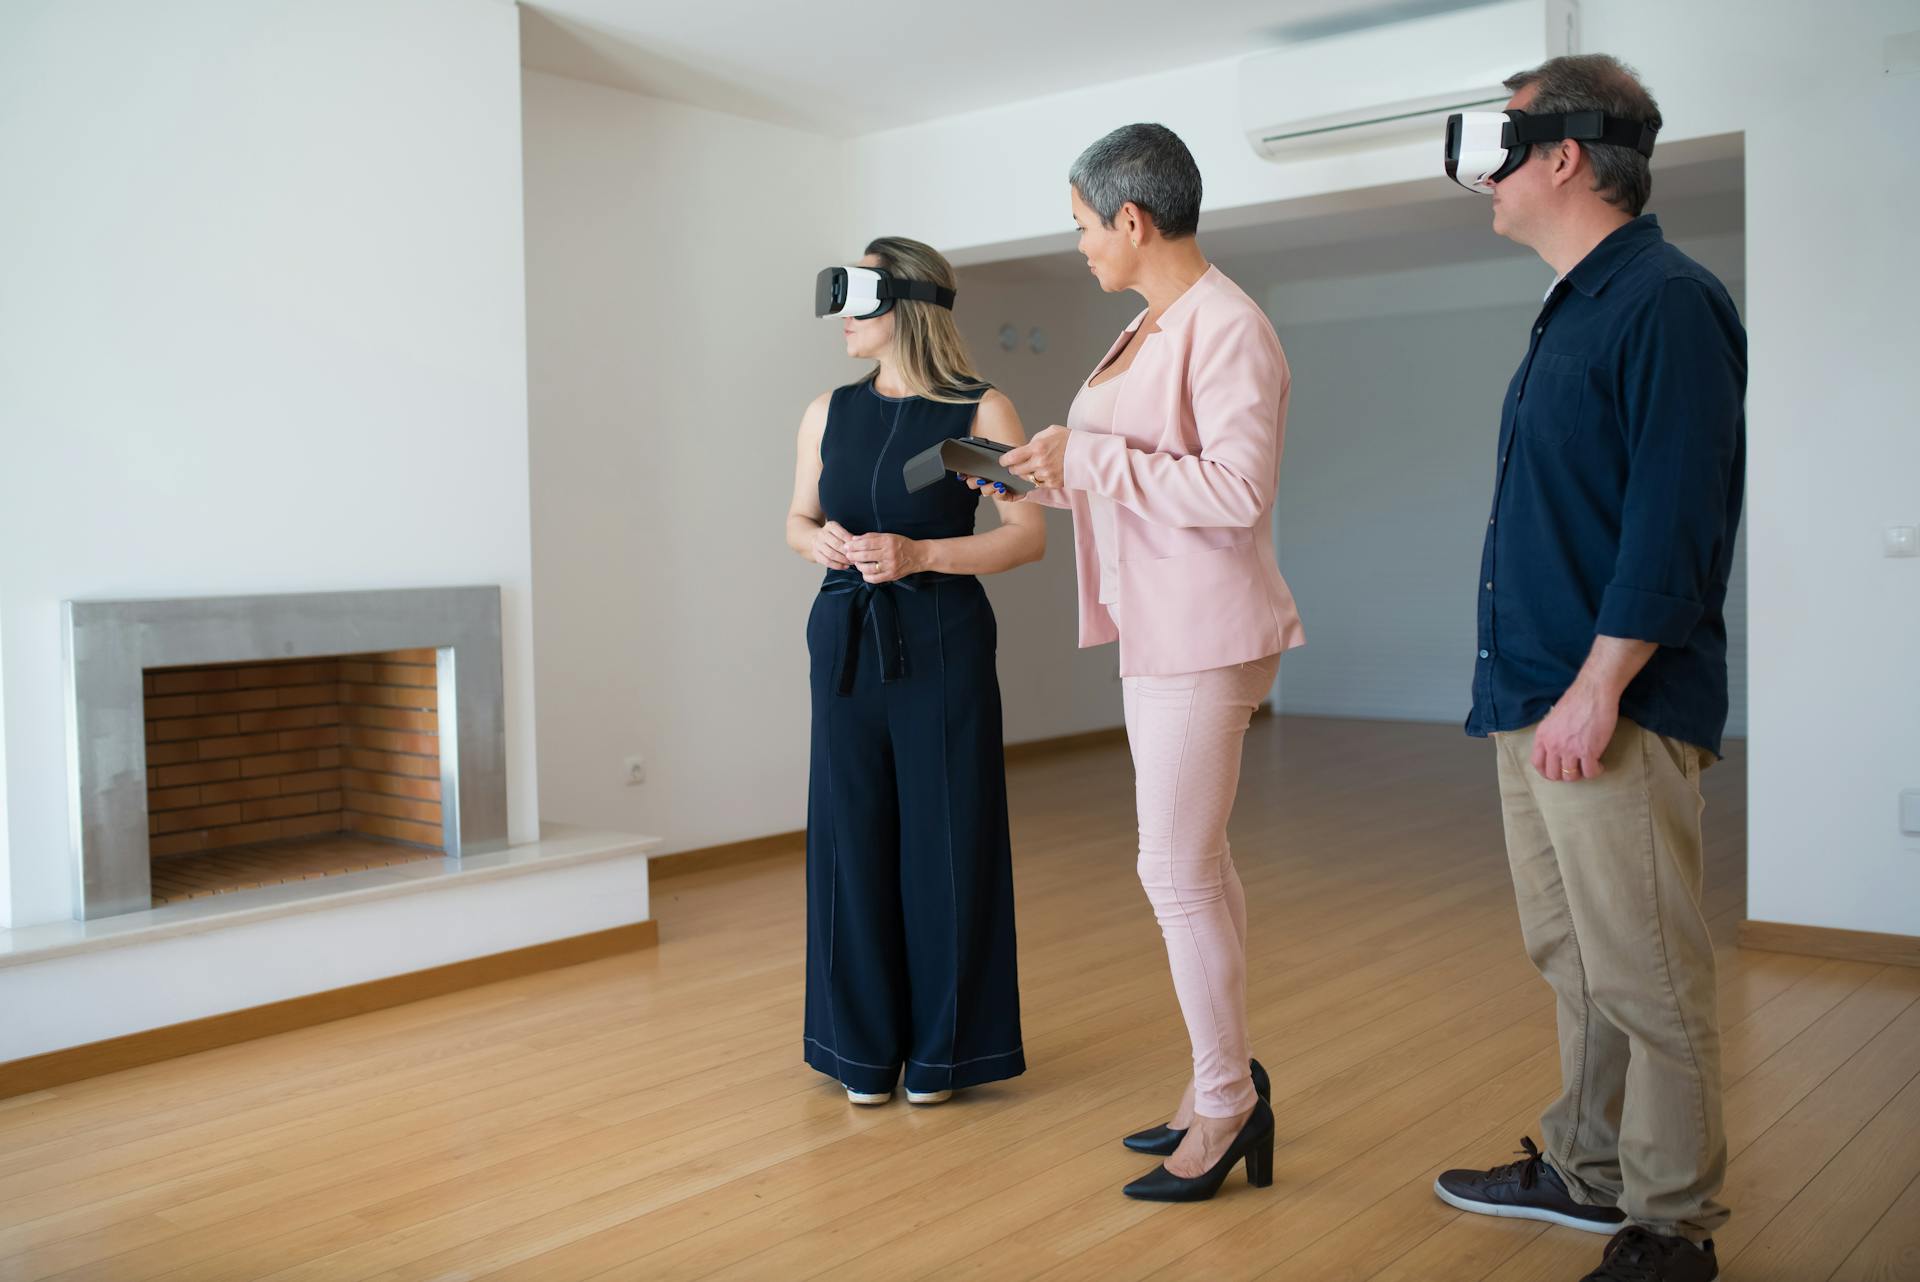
[803,378,1025,1096]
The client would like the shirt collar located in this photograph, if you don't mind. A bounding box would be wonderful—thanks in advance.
[1563,213,1663,298]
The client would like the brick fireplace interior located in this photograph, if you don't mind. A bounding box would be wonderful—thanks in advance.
[142,649,446,903]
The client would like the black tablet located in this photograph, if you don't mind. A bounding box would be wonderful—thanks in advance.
[902,436,1036,495]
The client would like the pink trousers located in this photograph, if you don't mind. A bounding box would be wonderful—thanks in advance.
[1123,652,1280,1118]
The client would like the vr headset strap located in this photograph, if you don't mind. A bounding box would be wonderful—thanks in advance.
[877,278,958,310]
[1506,110,1658,159]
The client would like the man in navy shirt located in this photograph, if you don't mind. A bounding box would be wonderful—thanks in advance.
[1430,56,1744,1282]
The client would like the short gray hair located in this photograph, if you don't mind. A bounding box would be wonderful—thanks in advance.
[1068,123,1202,240]
[1505,54,1662,217]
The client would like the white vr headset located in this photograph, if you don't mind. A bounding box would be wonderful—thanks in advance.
[1443,108,1659,194]
[815,265,956,320]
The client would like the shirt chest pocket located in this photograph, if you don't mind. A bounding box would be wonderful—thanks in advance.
[1518,351,1589,446]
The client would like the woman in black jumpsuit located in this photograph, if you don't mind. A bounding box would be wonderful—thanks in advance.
[784,237,1044,1104]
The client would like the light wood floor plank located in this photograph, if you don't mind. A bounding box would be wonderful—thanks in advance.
[1828,1166,1920,1282]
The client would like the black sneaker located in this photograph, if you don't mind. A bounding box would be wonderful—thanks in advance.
[1433,1136,1627,1234]
[1580,1228,1718,1281]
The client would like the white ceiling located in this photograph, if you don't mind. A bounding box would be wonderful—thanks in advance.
[519,0,1502,136]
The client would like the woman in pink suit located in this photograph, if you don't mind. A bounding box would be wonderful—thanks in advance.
[997,123,1305,1203]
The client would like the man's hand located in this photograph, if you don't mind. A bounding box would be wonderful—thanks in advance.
[1532,683,1620,782]
[1532,635,1658,782]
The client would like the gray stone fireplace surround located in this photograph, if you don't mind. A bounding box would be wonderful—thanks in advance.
[63,586,508,920]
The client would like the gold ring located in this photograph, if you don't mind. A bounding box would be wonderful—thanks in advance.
[1562,768,1579,777]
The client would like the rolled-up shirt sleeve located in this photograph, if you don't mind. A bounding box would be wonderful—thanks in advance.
[1596,278,1745,647]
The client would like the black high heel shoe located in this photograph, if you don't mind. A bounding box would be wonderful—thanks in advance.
[1122,1097,1275,1202]
[1122,1058,1270,1156]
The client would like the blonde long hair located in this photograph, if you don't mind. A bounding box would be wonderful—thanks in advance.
[863,236,989,404]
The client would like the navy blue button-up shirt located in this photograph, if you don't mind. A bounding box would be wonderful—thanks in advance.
[1466,215,1746,756]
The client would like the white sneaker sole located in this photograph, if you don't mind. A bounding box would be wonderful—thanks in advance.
[846,1090,891,1106]
[906,1091,952,1105]
[1433,1180,1624,1234]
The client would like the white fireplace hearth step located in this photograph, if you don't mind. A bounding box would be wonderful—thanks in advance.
[0,824,659,970]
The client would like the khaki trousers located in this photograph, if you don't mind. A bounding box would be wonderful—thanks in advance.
[1496,717,1730,1240]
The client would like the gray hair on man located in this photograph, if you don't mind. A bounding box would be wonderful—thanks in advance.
[1505,53,1664,216]
[1068,122,1203,240]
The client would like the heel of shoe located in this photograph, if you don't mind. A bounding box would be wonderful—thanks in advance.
[1246,1133,1274,1188]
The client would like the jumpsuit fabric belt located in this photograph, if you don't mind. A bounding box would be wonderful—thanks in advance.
[819,568,961,696]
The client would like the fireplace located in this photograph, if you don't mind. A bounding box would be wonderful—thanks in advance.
[143,649,448,903]
[64,587,508,919]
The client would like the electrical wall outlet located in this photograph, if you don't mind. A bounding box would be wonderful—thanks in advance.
[624,756,647,786]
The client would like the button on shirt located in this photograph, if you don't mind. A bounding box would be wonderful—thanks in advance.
[1466,215,1747,756]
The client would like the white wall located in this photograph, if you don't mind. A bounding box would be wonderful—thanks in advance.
[1737,5,1920,936]
[0,0,541,928]
[846,1,1920,936]
[521,71,851,856]
[520,72,1178,855]
[1268,293,1545,724]
[954,274,1146,740]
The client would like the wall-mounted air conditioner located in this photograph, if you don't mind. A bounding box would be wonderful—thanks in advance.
[1239,0,1578,159]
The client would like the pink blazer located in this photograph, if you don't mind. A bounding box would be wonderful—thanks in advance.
[1033,265,1306,676]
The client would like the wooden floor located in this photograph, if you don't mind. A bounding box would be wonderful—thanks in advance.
[3,717,1917,1281]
